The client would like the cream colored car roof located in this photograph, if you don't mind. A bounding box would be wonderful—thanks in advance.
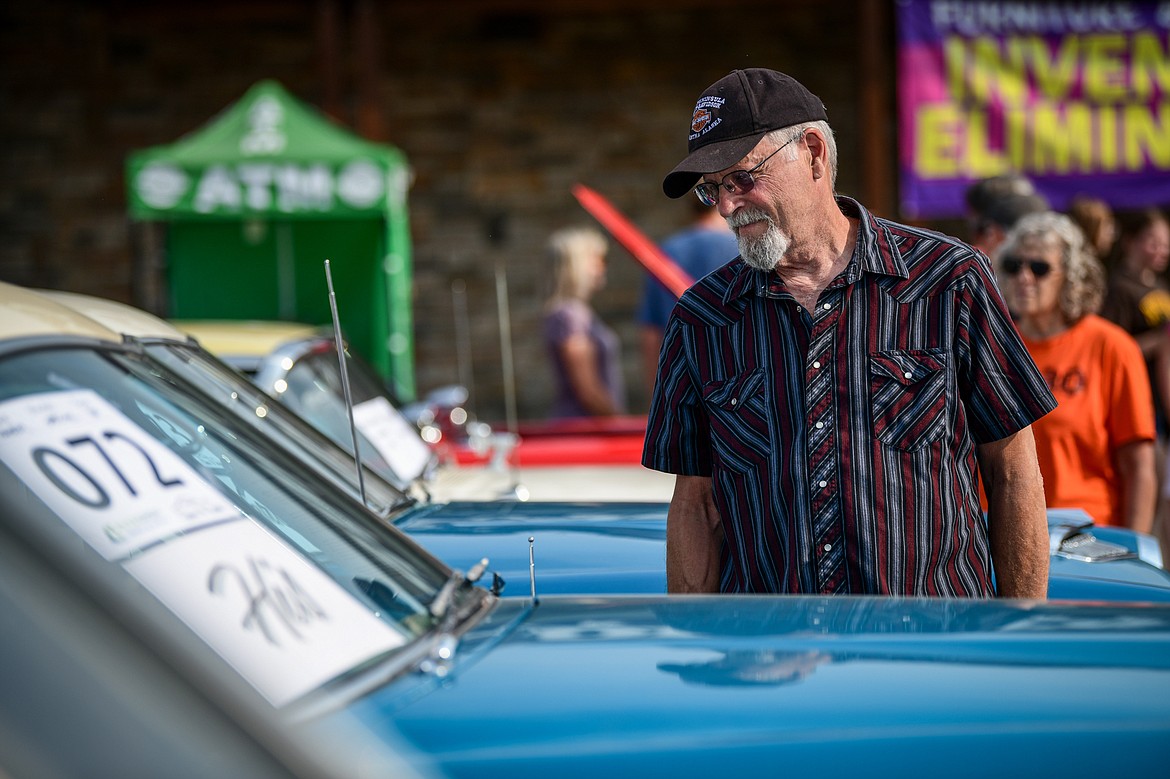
[27,290,320,362]
[38,289,189,341]
[0,282,122,342]
[172,320,320,360]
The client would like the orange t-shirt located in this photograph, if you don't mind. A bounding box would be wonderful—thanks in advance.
[1023,314,1155,526]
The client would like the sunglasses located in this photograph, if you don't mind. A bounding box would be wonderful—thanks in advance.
[693,130,805,207]
[1000,256,1054,278]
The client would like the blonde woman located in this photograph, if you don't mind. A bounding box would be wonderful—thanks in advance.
[543,226,626,418]
[997,211,1156,531]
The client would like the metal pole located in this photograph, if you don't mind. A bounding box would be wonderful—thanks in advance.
[494,257,519,435]
[451,279,475,412]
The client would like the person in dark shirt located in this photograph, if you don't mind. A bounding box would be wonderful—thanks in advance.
[1100,208,1170,361]
[644,69,1055,598]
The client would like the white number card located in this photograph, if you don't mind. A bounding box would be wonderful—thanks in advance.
[352,396,432,482]
[125,520,405,706]
[1,390,407,705]
[0,390,239,560]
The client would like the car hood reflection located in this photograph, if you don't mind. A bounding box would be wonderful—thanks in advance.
[334,596,1170,776]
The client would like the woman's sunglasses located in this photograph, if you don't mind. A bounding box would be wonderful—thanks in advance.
[1000,256,1054,278]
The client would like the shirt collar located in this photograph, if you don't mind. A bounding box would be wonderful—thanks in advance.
[724,195,909,303]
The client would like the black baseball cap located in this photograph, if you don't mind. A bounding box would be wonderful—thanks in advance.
[662,69,828,199]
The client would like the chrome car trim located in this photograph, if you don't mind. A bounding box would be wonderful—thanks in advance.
[1047,509,1135,563]
[288,589,506,722]
[1055,533,1136,563]
[1047,508,1160,566]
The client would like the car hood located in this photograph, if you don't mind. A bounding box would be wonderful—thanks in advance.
[396,501,1170,602]
[331,596,1170,777]
[394,500,669,595]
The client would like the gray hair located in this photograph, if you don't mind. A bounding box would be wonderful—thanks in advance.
[764,120,837,189]
[998,211,1105,322]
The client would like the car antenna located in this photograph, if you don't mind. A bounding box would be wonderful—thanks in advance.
[529,535,537,600]
[324,259,368,508]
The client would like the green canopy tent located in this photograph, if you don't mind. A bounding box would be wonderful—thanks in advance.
[126,80,415,399]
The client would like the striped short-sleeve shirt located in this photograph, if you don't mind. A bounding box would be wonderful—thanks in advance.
[642,197,1057,597]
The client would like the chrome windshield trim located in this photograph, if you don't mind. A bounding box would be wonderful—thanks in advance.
[284,587,505,722]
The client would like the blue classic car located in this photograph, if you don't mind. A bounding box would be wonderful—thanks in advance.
[3,282,1170,776]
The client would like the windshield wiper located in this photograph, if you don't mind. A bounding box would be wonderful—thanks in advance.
[417,557,491,677]
[387,491,419,513]
[429,557,489,620]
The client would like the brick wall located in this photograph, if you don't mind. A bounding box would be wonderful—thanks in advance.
[0,0,890,421]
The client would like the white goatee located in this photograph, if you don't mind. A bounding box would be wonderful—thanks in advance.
[727,209,790,272]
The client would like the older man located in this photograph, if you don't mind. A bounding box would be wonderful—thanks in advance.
[643,69,1055,598]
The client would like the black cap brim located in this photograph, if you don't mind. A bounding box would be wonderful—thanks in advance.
[662,132,766,199]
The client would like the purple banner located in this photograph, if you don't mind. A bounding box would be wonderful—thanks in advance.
[897,0,1170,218]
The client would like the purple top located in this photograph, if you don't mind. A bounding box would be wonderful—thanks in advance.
[544,299,626,419]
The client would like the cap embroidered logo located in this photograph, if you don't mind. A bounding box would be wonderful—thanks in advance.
[691,108,713,134]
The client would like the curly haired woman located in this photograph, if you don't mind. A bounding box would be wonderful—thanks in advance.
[998,212,1156,531]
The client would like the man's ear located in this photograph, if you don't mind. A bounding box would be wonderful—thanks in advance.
[804,129,827,180]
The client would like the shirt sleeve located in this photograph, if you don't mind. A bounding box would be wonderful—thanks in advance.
[1104,324,1157,447]
[956,251,1058,444]
[641,312,712,475]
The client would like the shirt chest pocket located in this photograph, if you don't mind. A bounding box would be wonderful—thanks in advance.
[702,368,772,473]
[869,349,949,452]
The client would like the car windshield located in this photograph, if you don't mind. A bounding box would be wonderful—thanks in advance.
[141,339,414,513]
[254,340,434,487]
[0,341,478,707]
[284,343,388,406]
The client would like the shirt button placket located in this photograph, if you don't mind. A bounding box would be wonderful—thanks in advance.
[806,294,844,593]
